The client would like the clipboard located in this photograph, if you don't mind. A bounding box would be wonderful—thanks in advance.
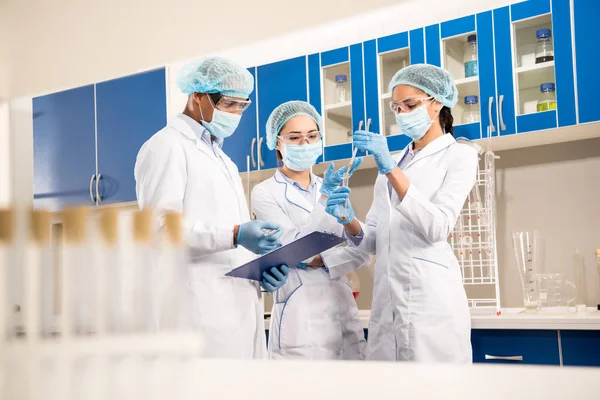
[225,231,347,281]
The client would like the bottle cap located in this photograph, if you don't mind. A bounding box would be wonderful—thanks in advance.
[536,28,551,38]
[0,209,15,244]
[464,95,478,104]
[540,82,555,92]
[335,74,347,83]
[30,210,52,244]
[467,34,477,43]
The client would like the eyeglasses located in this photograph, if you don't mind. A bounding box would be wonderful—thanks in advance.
[209,93,252,113]
[278,131,322,145]
[389,96,433,114]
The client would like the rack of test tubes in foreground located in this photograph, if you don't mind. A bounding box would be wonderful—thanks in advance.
[450,135,501,315]
[0,206,204,399]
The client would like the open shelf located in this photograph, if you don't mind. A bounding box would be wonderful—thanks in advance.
[379,48,410,94]
[442,32,478,82]
[324,101,352,118]
[454,76,480,126]
[513,14,553,68]
[516,60,556,115]
[381,92,392,100]
[322,62,352,146]
[515,60,555,74]
[380,98,401,137]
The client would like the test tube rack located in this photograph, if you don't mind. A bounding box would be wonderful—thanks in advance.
[449,148,501,314]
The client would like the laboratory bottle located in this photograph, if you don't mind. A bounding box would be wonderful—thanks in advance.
[535,28,554,64]
[464,34,478,78]
[335,74,348,103]
[462,96,480,123]
[572,247,587,312]
[346,271,361,300]
[537,83,557,112]
[132,209,158,332]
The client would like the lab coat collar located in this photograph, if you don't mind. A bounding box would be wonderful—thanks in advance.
[404,133,455,169]
[273,170,318,214]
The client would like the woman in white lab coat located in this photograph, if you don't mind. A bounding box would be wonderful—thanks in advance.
[325,64,478,363]
[251,101,371,360]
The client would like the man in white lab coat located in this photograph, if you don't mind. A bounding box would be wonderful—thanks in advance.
[134,57,289,358]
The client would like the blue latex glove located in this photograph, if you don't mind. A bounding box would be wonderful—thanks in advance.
[296,262,308,270]
[320,157,364,197]
[237,221,283,255]
[261,265,289,293]
[353,130,396,175]
[325,187,355,225]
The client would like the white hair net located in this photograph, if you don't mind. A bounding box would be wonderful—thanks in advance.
[388,64,458,108]
[176,57,254,99]
[265,101,322,150]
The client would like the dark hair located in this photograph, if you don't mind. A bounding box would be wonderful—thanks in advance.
[439,106,454,136]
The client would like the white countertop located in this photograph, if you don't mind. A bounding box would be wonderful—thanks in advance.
[265,308,600,330]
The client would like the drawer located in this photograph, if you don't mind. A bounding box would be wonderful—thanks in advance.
[561,330,600,367]
[471,329,560,365]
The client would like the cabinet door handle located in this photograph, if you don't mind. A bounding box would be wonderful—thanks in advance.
[488,96,496,134]
[258,137,264,167]
[484,355,523,361]
[89,174,96,203]
[498,95,506,131]
[250,138,257,168]
[95,173,102,203]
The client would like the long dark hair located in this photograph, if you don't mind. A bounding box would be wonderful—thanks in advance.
[439,106,454,136]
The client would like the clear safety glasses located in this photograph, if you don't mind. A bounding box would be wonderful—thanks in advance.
[278,131,323,145]
[389,96,433,114]
[209,93,252,113]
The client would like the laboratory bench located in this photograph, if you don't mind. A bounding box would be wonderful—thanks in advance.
[264,308,600,367]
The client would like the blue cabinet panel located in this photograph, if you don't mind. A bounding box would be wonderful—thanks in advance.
[308,54,322,115]
[363,40,380,135]
[493,7,517,136]
[324,143,352,161]
[257,56,308,170]
[425,24,441,66]
[409,28,425,64]
[96,68,167,204]
[33,85,96,210]
[349,43,365,133]
[321,47,349,67]
[477,11,498,138]
[552,0,577,127]
[454,122,482,141]
[511,0,551,22]
[561,330,600,367]
[441,15,475,38]
[223,67,258,173]
[387,134,411,153]
[573,0,600,124]
[377,32,409,54]
[471,329,560,365]
[516,110,557,133]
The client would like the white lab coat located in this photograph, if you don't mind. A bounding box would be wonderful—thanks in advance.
[355,134,477,363]
[251,170,370,359]
[134,114,265,359]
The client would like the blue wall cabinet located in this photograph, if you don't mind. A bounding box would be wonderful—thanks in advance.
[471,329,561,365]
[257,57,308,170]
[573,0,600,124]
[437,13,496,142]
[33,85,97,211]
[494,0,576,135]
[561,330,600,367]
[223,67,259,174]
[312,46,355,162]
[96,68,167,204]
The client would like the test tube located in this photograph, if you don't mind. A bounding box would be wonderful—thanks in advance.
[62,207,96,336]
[99,208,125,334]
[0,208,15,343]
[132,209,158,332]
[160,212,188,330]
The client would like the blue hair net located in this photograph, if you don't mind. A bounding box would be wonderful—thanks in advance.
[388,64,458,108]
[176,57,254,99]
[265,101,322,150]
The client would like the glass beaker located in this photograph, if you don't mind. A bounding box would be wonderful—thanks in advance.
[536,273,576,314]
[512,231,539,312]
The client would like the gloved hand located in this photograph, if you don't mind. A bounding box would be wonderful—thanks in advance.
[353,130,396,175]
[296,262,308,270]
[325,186,355,225]
[261,265,289,293]
[320,157,364,197]
[237,221,283,255]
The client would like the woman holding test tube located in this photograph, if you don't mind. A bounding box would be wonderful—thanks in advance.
[251,101,371,360]
[325,64,478,363]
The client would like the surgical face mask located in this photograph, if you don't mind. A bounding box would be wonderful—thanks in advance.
[281,142,323,171]
[200,97,242,139]
[394,101,440,141]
